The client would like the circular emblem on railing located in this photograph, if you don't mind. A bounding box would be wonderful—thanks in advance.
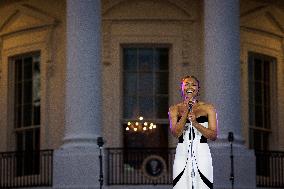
[142,155,166,179]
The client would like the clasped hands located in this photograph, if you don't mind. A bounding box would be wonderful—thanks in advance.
[187,112,197,125]
[184,98,198,125]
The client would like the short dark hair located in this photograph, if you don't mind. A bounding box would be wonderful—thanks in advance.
[180,75,200,88]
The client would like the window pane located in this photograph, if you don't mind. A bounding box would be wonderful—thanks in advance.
[25,130,34,151]
[33,104,40,125]
[23,104,32,127]
[124,126,147,148]
[33,61,40,106]
[35,128,40,150]
[16,132,24,176]
[24,130,33,175]
[16,106,22,128]
[123,96,137,119]
[17,132,23,151]
[262,132,269,151]
[254,105,263,128]
[248,52,275,152]
[12,52,41,176]
[123,73,137,95]
[264,83,270,107]
[33,54,40,63]
[155,48,168,70]
[263,60,270,83]
[155,97,168,118]
[124,123,168,148]
[138,73,153,95]
[254,81,262,105]
[139,96,153,119]
[248,81,254,101]
[23,81,32,104]
[16,83,22,105]
[254,58,262,81]
[34,128,40,174]
[264,106,270,129]
[15,59,22,82]
[123,48,137,71]
[155,72,168,94]
[23,57,32,80]
[123,47,169,149]
[253,130,262,150]
[138,48,153,71]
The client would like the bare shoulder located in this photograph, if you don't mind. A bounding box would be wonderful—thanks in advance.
[198,101,216,113]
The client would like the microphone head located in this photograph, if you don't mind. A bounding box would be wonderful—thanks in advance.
[228,132,234,142]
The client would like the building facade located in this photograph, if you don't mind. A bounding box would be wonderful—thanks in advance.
[0,0,284,188]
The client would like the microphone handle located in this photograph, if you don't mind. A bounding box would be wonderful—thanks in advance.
[188,102,193,112]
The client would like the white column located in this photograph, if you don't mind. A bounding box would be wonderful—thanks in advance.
[204,0,242,142]
[63,0,102,148]
[53,1,102,188]
[204,0,256,188]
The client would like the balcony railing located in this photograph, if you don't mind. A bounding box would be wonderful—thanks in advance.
[106,148,175,185]
[255,150,284,188]
[106,148,284,187]
[0,150,53,188]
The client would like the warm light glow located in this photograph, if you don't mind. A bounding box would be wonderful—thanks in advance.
[125,115,156,132]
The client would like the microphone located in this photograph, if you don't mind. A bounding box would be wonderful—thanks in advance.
[188,101,193,112]
[228,132,234,142]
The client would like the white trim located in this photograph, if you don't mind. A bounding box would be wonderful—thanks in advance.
[0,24,56,151]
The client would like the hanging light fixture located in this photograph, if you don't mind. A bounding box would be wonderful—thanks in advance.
[126,116,157,132]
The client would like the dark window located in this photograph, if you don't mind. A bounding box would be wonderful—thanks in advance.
[122,47,169,148]
[248,52,276,177]
[248,52,276,150]
[10,52,41,176]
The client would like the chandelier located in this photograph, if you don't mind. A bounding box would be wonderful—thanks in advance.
[125,116,157,132]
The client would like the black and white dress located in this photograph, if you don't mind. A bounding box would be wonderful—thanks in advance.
[173,116,213,189]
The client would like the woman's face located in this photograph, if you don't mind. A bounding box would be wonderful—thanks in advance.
[181,77,199,100]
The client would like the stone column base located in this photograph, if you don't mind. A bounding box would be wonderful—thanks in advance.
[53,147,101,189]
[209,141,256,189]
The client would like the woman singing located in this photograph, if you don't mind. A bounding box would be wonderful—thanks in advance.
[168,75,217,189]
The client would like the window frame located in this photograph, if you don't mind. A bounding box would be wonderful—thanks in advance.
[121,44,170,125]
[248,51,277,151]
[8,51,41,176]
[121,45,170,148]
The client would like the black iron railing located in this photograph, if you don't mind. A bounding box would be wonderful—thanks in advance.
[0,150,53,188]
[106,148,175,185]
[106,148,284,187]
[255,150,284,188]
